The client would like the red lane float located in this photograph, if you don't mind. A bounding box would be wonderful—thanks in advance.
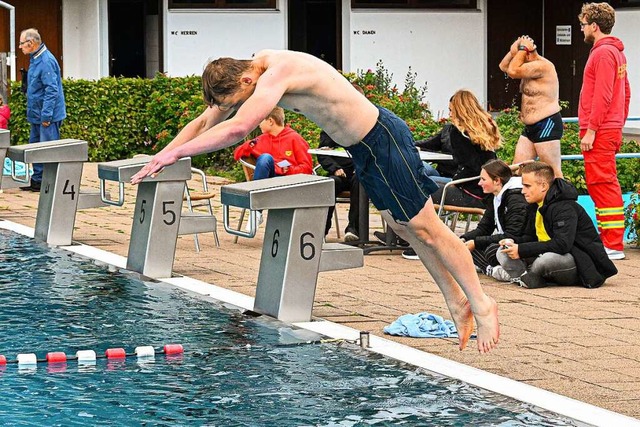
[105,348,126,359]
[46,352,67,363]
[163,344,184,355]
[0,355,6,365]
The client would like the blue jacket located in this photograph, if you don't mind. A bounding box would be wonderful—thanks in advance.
[27,44,66,124]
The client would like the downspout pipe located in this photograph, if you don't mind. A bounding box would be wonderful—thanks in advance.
[0,1,17,81]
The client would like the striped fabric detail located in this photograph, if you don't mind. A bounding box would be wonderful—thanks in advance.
[359,119,431,221]
[539,118,554,139]
[596,206,625,230]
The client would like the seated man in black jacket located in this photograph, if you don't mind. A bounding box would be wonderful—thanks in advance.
[497,162,617,289]
[316,130,360,241]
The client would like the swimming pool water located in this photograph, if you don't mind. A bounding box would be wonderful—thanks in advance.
[0,229,581,426]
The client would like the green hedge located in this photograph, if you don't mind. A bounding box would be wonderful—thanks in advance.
[7,69,639,191]
[8,75,236,175]
[494,107,640,194]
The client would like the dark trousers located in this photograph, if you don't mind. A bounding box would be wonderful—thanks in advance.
[432,183,485,209]
[29,121,62,183]
[325,174,360,236]
[470,243,500,274]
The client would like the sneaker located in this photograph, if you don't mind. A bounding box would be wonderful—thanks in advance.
[344,230,359,242]
[511,271,547,289]
[490,265,511,282]
[19,181,41,192]
[373,231,388,244]
[604,247,625,260]
[245,211,264,232]
[373,231,410,246]
[401,248,419,260]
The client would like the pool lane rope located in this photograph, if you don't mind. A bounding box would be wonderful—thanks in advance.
[0,332,369,368]
[0,344,184,366]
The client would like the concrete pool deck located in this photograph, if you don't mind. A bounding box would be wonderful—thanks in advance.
[1,164,639,422]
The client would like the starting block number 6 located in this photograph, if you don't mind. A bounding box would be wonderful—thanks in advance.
[270,229,317,261]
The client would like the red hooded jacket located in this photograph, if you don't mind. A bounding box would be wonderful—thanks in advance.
[578,37,630,132]
[233,125,313,176]
[0,104,10,129]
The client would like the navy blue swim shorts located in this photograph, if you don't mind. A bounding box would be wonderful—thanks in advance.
[346,106,439,223]
[522,111,563,143]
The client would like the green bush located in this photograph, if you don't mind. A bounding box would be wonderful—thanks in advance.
[9,78,156,161]
[6,66,638,190]
[494,106,640,193]
[8,75,237,176]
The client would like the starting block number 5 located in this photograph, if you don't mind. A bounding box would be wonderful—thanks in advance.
[138,199,177,226]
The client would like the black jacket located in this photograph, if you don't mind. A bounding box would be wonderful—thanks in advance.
[461,186,528,251]
[419,124,496,199]
[518,179,618,288]
[415,124,456,178]
[317,131,355,178]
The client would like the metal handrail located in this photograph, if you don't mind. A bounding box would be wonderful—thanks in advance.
[562,116,640,123]
[10,159,30,184]
[99,179,125,207]
[561,153,640,161]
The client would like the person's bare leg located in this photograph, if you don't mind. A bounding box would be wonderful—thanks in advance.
[383,212,475,351]
[533,139,563,178]
[382,203,500,353]
[512,135,536,167]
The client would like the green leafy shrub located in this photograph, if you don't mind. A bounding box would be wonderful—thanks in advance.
[624,183,640,245]
[494,105,639,194]
[6,65,638,189]
[350,61,431,120]
[9,78,155,161]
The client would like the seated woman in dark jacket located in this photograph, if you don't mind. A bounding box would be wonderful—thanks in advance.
[460,159,528,281]
[431,89,503,209]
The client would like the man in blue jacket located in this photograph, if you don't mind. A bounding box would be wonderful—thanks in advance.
[497,162,617,289]
[19,28,66,192]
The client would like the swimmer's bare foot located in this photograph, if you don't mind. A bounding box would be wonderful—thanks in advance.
[449,299,474,351]
[474,296,500,354]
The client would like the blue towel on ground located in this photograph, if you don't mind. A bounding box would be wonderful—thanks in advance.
[383,312,459,338]
[3,158,27,176]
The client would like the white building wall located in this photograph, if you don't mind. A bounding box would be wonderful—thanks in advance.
[348,3,485,118]
[610,9,640,122]
[62,0,104,80]
[62,0,636,123]
[165,4,287,77]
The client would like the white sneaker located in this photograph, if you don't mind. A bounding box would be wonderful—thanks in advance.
[344,231,359,242]
[491,265,512,282]
[604,247,625,260]
[245,211,264,233]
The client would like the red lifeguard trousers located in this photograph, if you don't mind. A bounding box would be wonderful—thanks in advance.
[581,128,625,250]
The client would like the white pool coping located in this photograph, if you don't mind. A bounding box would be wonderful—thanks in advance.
[2,219,638,427]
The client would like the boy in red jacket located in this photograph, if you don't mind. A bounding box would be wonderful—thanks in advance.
[578,2,630,260]
[0,96,9,130]
[233,106,312,179]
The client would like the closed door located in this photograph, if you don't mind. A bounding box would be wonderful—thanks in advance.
[0,0,63,79]
[108,0,146,77]
[288,0,341,69]
[542,0,591,117]
[486,0,542,111]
